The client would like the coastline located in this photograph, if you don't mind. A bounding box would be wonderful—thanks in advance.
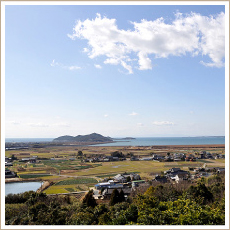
[5,178,43,183]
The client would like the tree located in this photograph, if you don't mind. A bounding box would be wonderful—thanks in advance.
[119,189,126,203]
[111,151,124,158]
[187,182,213,205]
[82,190,97,208]
[77,151,83,157]
[109,189,121,206]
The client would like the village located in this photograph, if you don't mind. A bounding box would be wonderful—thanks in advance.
[5,146,225,200]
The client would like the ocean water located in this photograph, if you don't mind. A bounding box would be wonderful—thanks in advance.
[5,136,224,146]
[93,136,225,146]
[5,138,54,143]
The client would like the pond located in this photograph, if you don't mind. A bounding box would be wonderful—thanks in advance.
[5,181,43,196]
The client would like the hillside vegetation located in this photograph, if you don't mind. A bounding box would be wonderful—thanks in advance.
[5,174,225,225]
[53,133,113,143]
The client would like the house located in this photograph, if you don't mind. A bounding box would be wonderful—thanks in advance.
[206,153,214,159]
[152,155,165,161]
[130,156,139,161]
[154,175,168,183]
[94,180,116,190]
[113,173,141,183]
[198,152,206,159]
[131,180,146,188]
[5,157,12,163]
[102,187,132,199]
[69,157,76,161]
[165,168,181,173]
[165,156,173,162]
[165,168,189,181]
[170,174,187,183]
[140,157,153,161]
[5,170,16,178]
[173,153,185,161]
[185,154,196,161]
[216,168,225,174]
[29,158,37,163]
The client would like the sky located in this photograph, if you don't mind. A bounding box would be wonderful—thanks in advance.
[3,2,227,138]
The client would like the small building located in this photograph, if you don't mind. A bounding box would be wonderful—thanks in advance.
[216,168,225,174]
[102,187,131,199]
[170,174,187,183]
[94,180,116,190]
[154,175,168,183]
[29,158,36,163]
[113,173,141,183]
[130,156,139,161]
[140,157,153,161]
[131,180,146,188]
[5,170,16,178]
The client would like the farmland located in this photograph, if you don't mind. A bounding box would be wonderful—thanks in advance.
[5,144,225,194]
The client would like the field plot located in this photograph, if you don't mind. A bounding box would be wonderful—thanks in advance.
[45,177,98,194]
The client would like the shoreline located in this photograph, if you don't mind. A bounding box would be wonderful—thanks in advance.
[91,144,225,148]
[5,178,43,183]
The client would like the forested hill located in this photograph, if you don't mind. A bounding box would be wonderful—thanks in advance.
[53,133,113,143]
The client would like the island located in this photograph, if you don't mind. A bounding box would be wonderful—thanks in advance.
[53,133,113,144]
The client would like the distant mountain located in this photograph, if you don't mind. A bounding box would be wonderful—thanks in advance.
[53,133,113,143]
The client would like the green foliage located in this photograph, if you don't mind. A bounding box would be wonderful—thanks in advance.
[55,177,97,186]
[186,181,213,205]
[109,189,120,206]
[18,174,51,179]
[82,190,97,208]
[109,189,125,206]
[5,191,37,204]
[65,188,75,192]
[144,184,181,202]
[77,151,83,156]
[111,151,124,158]
[5,177,225,225]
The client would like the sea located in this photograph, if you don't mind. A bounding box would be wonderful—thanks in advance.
[5,136,225,146]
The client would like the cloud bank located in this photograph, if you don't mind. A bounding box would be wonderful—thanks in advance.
[68,12,225,73]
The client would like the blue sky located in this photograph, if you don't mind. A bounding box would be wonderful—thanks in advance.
[4,3,226,138]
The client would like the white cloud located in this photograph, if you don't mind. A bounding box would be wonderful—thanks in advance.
[27,123,49,127]
[94,64,102,69]
[83,47,89,53]
[152,121,175,126]
[50,59,59,67]
[52,122,70,127]
[137,123,144,127]
[10,121,20,125]
[50,60,81,70]
[138,52,152,70]
[68,12,225,73]
[67,65,81,70]
[129,112,138,116]
[104,114,109,117]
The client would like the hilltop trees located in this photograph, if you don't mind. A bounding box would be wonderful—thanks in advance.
[82,190,97,208]
[5,176,225,225]
[109,189,125,206]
